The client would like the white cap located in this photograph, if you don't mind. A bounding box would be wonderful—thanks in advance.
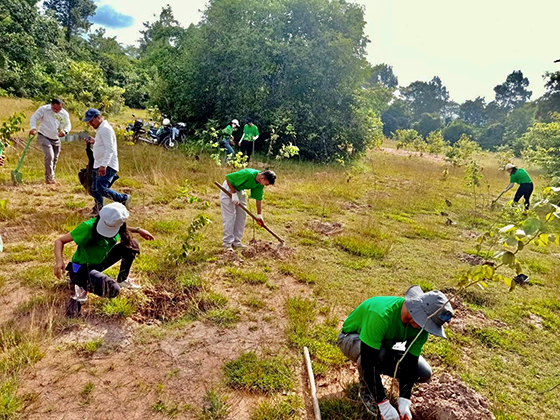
[97,203,129,238]
[162,118,171,126]
[232,119,239,126]
[505,163,515,170]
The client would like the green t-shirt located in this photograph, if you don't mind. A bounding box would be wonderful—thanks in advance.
[71,218,119,265]
[241,124,259,142]
[223,124,234,138]
[341,296,429,357]
[226,168,264,200]
[510,168,532,184]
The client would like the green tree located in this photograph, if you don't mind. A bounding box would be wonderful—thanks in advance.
[425,130,448,155]
[401,76,449,120]
[44,0,96,41]
[367,63,398,89]
[380,100,412,136]
[393,129,426,154]
[412,112,443,137]
[442,119,475,144]
[520,114,560,178]
[478,122,505,150]
[535,71,560,122]
[459,96,487,127]
[493,70,532,111]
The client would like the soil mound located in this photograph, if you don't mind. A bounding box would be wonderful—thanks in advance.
[133,287,194,324]
[412,373,495,420]
[458,253,487,266]
[308,220,343,236]
[241,240,293,260]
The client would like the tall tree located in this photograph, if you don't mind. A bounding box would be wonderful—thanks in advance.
[459,96,487,127]
[367,63,398,89]
[139,5,184,54]
[493,70,532,111]
[535,71,560,122]
[381,100,412,136]
[412,112,443,138]
[401,76,449,120]
[44,0,96,41]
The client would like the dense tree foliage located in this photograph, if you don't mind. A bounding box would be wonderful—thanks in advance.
[44,0,96,41]
[367,63,398,88]
[401,76,450,120]
[493,70,532,111]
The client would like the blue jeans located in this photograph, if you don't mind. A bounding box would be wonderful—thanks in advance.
[220,138,235,159]
[91,166,128,210]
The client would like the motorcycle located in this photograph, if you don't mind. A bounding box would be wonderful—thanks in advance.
[127,115,186,150]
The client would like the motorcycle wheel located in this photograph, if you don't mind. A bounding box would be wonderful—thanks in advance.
[132,132,140,143]
[162,136,178,150]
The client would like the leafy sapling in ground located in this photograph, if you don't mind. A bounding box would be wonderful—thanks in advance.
[181,214,212,259]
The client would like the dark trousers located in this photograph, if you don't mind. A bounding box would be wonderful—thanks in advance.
[514,183,533,210]
[66,243,137,298]
[337,332,432,382]
[241,141,254,161]
[91,166,128,210]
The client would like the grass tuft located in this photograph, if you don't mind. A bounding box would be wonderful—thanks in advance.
[334,235,386,258]
[199,389,229,420]
[250,395,302,420]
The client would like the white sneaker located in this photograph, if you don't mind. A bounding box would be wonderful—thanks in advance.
[73,285,88,303]
[232,243,247,249]
[120,278,141,289]
[222,245,234,252]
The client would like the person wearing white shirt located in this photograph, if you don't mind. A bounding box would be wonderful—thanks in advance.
[83,108,130,214]
[29,98,71,184]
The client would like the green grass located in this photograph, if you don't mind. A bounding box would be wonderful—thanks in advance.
[101,297,134,318]
[334,235,386,258]
[0,380,21,419]
[72,339,103,356]
[80,382,95,405]
[250,395,302,420]
[224,352,293,394]
[225,268,267,285]
[278,264,316,284]
[199,389,229,420]
[205,308,240,327]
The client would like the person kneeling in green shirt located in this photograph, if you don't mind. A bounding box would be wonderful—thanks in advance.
[220,168,276,251]
[54,202,154,317]
[338,286,453,419]
[497,164,533,210]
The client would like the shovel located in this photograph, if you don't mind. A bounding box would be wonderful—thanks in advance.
[11,135,35,185]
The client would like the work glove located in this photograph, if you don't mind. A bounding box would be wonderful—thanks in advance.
[231,192,240,205]
[398,397,412,420]
[253,135,259,141]
[256,214,265,227]
[378,400,399,420]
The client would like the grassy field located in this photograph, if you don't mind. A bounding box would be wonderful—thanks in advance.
[1,102,559,420]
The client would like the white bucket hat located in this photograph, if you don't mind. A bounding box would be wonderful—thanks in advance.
[97,203,129,238]
[405,285,454,338]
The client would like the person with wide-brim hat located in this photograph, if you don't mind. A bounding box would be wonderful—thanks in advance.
[495,163,533,210]
[53,203,154,317]
[337,286,453,419]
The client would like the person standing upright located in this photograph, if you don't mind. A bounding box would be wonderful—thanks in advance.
[29,98,71,184]
[83,108,130,215]
[239,119,259,161]
[220,119,240,161]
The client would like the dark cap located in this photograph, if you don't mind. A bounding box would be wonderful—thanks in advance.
[405,285,453,338]
[83,108,101,122]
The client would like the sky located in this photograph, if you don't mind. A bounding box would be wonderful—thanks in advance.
[90,0,560,103]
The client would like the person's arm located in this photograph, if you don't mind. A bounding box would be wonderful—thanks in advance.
[60,111,71,135]
[29,106,44,136]
[503,182,514,193]
[226,178,241,205]
[253,125,259,141]
[127,226,155,240]
[96,128,113,175]
[256,200,264,227]
[54,233,74,278]
[360,341,387,402]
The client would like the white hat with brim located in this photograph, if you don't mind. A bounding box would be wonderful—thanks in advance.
[404,285,454,338]
[96,203,129,238]
[505,163,515,171]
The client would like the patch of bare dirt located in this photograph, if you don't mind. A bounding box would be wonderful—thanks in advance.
[461,230,480,239]
[308,220,343,236]
[458,253,487,266]
[221,248,244,265]
[55,318,134,352]
[412,373,495,420]
[446,293,507,335]
[342,201,372,212]
[241,239,293,260]
[132,287,197,324]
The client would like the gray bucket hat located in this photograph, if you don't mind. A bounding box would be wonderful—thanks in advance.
[405,285,453,338]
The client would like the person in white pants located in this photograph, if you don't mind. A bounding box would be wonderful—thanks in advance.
[220,168,276,250]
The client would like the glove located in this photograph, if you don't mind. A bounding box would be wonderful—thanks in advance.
[378,400,399,420]
[231,192,240,205]
[398,397,412,420]
[253,135,259,141]
[256,214,265,227]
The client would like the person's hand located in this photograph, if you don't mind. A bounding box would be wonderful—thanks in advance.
[58,131,66,137]
[253,135,258,141]
[29,129,37,136]
[86,136,95,144]
[238,139,243,146]
[378,400,399,420]
[138,229,154,241]
[231,192,240,205]
[230,139,235,146]
[54,260,66,279]
[397,397,412,420]
[256,214,265,227]
[98,166,106,176]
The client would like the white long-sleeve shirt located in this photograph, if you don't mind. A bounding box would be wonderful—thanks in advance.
[29,105,71,140]
[93,120,119,171]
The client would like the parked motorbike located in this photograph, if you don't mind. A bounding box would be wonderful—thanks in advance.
[126,115,186,150]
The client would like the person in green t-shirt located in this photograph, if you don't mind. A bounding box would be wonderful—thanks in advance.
[53,203,154,317]
[238,119,259,161]
[338,286,453,419]
[220,168,276,250]
[495,163,534,210]
[220,119,240,160]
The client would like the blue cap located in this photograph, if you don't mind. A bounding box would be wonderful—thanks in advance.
[83,108,101,122]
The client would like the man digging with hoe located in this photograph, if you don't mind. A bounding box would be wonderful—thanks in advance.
[338,286,454,419]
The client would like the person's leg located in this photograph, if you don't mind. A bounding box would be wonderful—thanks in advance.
[523,183,534,210]
[92,243,138,283]
[220,181,236,248]
[245,141,253,161]
[337,332,362,363]
[91,168,104,211]
[86,270,121,298]
[51,139,61,179]
[96,167,129,204]
[379,348,432,383]
[233,191,247,246]
[513,186,524,206]
[38,134,55,182]
[223,142,235,160]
